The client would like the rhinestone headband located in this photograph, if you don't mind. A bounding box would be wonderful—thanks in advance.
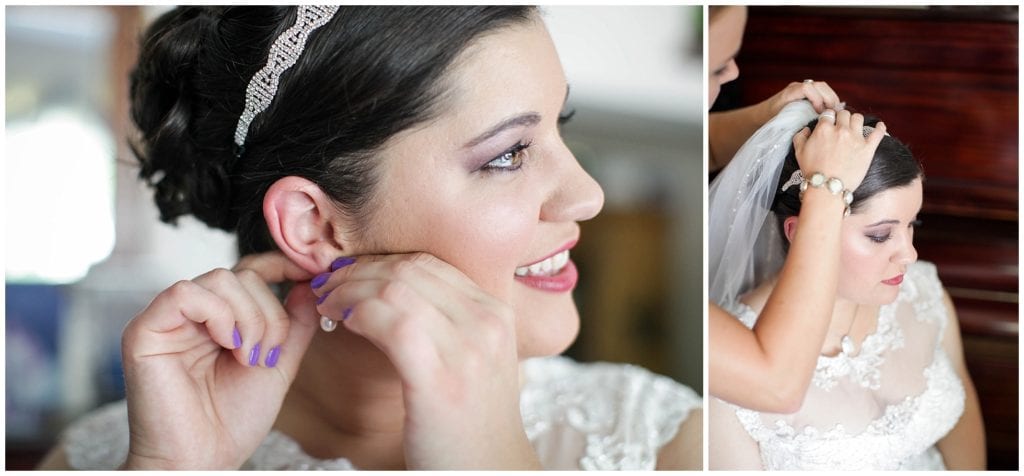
[233,5,340,149]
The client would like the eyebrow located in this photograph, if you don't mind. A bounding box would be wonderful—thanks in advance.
[865,219,901,227]
[463,113,542,149]
[462,84,572,149]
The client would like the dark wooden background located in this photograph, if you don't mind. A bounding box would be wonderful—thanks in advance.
[713,6,1018,469]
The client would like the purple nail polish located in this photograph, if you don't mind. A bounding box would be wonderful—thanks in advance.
[249,342,261,367]
[330,256,356,271]
[311,273,331,289]
[316,291,331,306]
[232,327,242,349]
[265,346,281,368]
[342,307,353,321]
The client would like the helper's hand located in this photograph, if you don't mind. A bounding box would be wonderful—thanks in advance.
[763,80,843,116]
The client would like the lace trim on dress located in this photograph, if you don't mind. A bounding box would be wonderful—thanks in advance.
[734,349,964,470]
[62,356,700,470]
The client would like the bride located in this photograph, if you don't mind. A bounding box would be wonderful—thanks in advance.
[708,100,985,470]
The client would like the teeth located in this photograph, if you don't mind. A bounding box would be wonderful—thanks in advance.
[515,250,570,277]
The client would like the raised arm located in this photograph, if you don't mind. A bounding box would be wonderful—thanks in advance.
[709,110,885,412]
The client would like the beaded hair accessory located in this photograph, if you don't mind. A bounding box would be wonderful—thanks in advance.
[233,5,340,151]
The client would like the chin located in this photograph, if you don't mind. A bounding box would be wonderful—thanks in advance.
[515,301,580,360]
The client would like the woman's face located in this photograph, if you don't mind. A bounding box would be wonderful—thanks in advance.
[838,178,922,305]
[707,6,746,107]
[349,18,604,359]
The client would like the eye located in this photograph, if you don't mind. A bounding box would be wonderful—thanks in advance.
[866,230,892,243]
[482,141,532,172]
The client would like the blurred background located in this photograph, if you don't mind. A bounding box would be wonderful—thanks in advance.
[4,5,704,468]
[711,5,1018,469]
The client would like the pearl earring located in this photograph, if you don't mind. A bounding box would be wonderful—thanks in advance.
[320,315,337,332]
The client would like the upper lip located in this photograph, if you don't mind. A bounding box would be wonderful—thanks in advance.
[884,273,905,281]
[518,236,578,268]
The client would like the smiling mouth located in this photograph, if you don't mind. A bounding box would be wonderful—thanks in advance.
[515,249,570,277]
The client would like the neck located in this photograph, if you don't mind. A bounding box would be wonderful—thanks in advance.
[821,297,877,356]
[275,329,408,470]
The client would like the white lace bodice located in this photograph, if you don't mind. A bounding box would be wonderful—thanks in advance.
[61,356,701,470]
[714,261,964,470]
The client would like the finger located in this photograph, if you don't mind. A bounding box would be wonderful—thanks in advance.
[865,121,887,149]
[265,285,321,383]
[814,81,841,109]
[129,280,239,355]
[235,269,291,368]
[233,251,315,285]
[792,127,810,152]
[816,108,837,126]
[194,269,267,367]
[802,83,825,112]
[835,109,852,129]
[850,112,865,135]
[319,270,473,329]
[322,252,489,306]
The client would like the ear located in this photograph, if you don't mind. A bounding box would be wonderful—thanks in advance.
[783,215,799,244]
[263,176,351,274]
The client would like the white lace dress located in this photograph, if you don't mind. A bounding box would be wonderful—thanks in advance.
[711,261,964,470]
[60,355,701,470]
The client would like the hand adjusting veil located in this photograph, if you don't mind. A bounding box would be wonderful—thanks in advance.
[708,100,818,307]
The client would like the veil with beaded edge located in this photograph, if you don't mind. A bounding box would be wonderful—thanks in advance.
[708,100,818,307]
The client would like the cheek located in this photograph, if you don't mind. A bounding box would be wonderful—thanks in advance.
[838,237,884,296]
[394,195,537,298]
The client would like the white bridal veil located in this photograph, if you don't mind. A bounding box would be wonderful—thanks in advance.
[708,100,818,307]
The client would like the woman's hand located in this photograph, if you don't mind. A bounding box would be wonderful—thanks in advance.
[763,80,843,117]
[312,252,540,470]
[119,252,318,469]
[792,109,886,192]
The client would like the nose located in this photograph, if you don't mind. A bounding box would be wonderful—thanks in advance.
[722,59,740,84]
[540,144,604,223]
[894,230,918,266]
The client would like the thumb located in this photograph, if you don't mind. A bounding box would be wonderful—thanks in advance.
[272,283,320,383]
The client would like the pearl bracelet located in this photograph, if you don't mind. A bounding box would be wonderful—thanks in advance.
[780,170,854,217]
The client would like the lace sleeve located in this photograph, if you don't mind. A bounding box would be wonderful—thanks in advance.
[62,399,130,470]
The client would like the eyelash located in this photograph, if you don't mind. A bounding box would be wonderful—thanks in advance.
[558,108,576,126]
[479,109,573,173]
[867,219,922,244]
[481,140,532,173]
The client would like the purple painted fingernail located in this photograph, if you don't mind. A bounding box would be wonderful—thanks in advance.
[311,272,331,289]
[342,307,353,321]
[248,342,261,367]
[265,346,281,368]
[330,256,356,271]
[232,327,242,349]
[316,291,331,306]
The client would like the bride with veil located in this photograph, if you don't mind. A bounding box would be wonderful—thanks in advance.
[708,100,985,470]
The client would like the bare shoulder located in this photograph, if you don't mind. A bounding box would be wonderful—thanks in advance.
[657,408,703,470]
